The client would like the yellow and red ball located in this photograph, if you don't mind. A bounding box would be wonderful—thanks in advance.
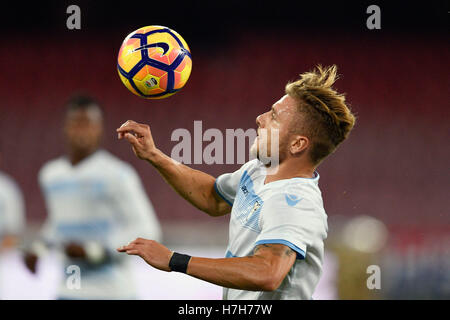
[117,26,192,99]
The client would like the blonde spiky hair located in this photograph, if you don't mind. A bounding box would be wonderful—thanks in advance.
[285,65,356,164]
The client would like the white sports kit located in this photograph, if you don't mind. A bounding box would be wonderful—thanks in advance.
[215,159,328,300]
[39,150,161,299]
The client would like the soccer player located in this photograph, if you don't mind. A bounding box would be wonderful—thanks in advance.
[0,149,26,298]
[117,65,355,299]
[0,152,25,251]
[25,95,162,299]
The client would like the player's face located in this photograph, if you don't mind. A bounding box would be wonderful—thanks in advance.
[251,95,297,163]
[64,107,103,154]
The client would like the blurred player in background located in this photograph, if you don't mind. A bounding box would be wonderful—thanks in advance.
[117,65,356,299]
[24,95,162,299]
[0,148,26,297]
[0,151,25,251]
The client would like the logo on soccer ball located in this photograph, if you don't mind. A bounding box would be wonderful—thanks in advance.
[133,42,170,55]
[145,78,158,88]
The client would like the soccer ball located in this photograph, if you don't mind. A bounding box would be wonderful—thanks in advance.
[117,25,192,99]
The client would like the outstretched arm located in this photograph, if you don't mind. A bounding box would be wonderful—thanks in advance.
[118,239,296,291]
[116,120,231,217]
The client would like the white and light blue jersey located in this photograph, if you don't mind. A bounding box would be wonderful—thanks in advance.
[215,159,328,300]
[0,171,25,238]
[38,150,162,299]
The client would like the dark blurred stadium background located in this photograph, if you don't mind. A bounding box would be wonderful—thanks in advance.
[0,1,448,299]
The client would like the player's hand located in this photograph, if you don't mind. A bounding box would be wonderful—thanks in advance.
[116,120,157,161]
[65,243,87,259]
[24,252,38,274]
[117,238,173,272]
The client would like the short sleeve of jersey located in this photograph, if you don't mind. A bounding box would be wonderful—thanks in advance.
[214,160,259,206]
[255,192,326,260]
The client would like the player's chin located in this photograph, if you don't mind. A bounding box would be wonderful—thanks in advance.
[70,138,95,151]
[249,139,259,160]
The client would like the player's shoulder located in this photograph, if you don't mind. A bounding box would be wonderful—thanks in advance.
[238,158,265,177]
[39,156,69,181]
[94,149,124,167]
[0,171,13,186]
[265,176,326,216]
[286,174,322,199]
[218,159,261,181]
[94,149,138,179]
[246,158,265,170]
[0,171,22,195]
[290,180,323,209]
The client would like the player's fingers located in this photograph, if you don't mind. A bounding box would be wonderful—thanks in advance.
[125,243,145,254]
[117,242,137,252]
[117,245,131,252]
[117,122,139,134]
[117,120,147,136]
[117,246,128,252]
[117,120,131,136]
[125,249,140,255]
[124,132,140,147]
[118,119,137,129]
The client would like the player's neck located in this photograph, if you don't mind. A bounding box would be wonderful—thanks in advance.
[264,157,315,184]
[67,148,97,166]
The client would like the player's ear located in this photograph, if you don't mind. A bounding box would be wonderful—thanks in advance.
[290,135,309,156]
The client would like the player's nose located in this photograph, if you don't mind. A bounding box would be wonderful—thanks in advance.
[256,112,269,129]
[256,114,264,128]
